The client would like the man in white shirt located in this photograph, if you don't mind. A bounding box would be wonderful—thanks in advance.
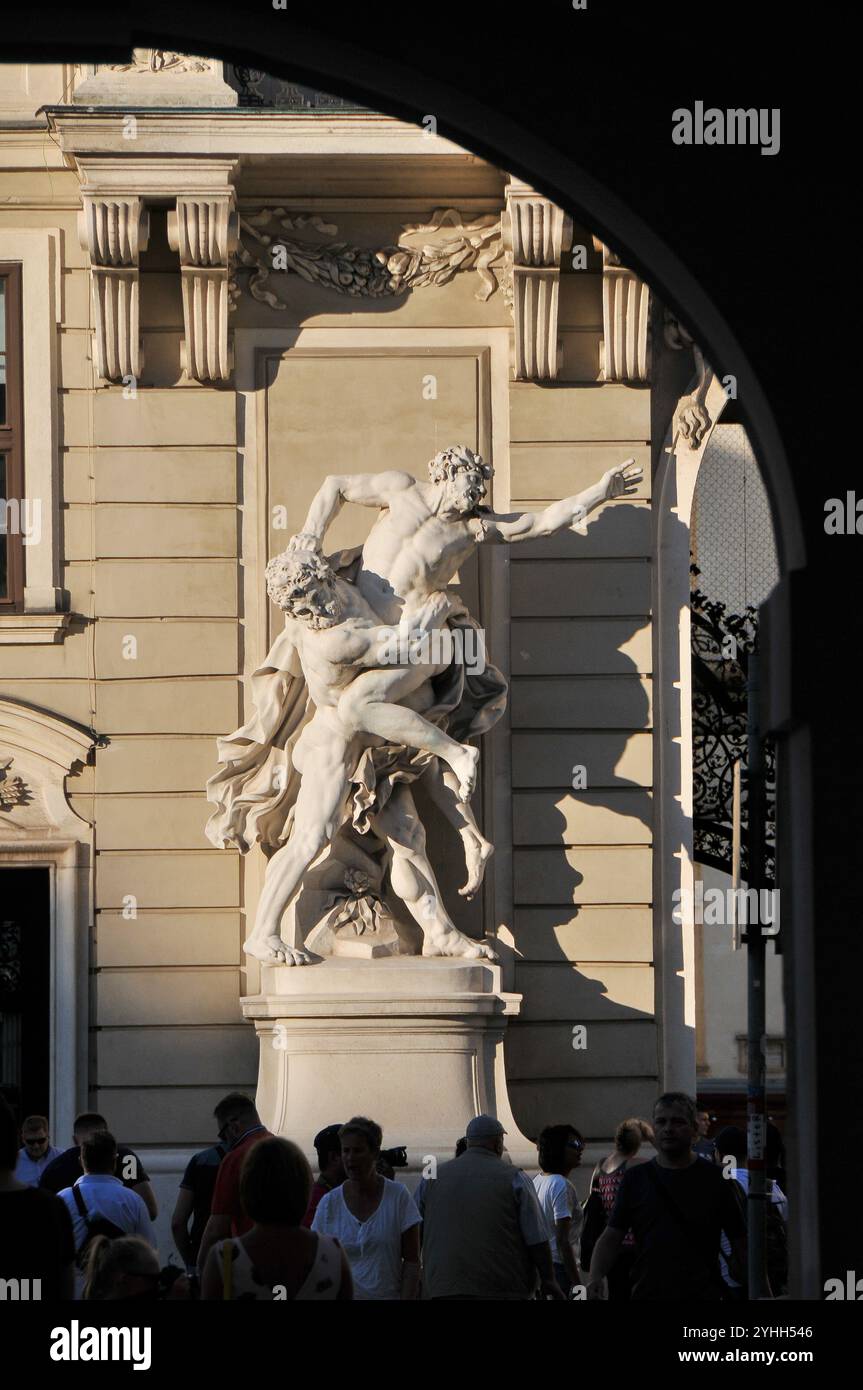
[59,1130,156,1260]
[15,1114,62,1187]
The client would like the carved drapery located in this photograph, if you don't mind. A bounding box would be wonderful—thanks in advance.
[593,237,651,382]
[77,196,149,382]
[504,180,572,380]
[168,194,239,382]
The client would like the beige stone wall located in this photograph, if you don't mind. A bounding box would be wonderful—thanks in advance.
[504,261,656,1139]
[0,112,658,1145]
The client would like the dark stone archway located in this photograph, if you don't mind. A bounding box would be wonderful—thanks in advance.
[6,3,855,1294]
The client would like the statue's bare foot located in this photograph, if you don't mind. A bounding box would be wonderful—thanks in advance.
[450,744,480,802]
[459,833,494,899]
[282,945,314,966]
[244,935,312,966]
[422,923,498,961]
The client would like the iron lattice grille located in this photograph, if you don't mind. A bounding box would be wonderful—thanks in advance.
[691,576,776,883]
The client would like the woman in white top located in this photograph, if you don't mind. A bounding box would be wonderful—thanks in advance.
[312,1116,421,1300]
[532,1124,585,1297]
[202,1136,352,1300]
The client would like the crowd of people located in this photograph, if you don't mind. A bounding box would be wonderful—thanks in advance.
[0,1090,788,1301]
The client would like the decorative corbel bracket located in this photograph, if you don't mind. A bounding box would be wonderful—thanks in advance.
[168,193,239,382]
[592,237,651,383]
[504,179,572,380]
[77,195,149,382]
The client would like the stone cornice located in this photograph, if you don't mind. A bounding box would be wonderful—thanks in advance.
[43,108,481,160]
[74,156,240,196]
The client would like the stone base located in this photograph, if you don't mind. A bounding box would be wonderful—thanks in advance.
[73,58,239,109]
[242,956,536,1168]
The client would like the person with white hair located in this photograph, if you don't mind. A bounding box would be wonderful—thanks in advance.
[415,1114,564,1300]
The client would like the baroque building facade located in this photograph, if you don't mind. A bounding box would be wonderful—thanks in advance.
[0,53,732,1208]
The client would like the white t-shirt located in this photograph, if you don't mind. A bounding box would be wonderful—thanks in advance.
[312,1178,420,1300]
[532,1172,581,1264]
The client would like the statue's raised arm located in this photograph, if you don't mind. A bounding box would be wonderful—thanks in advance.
[480,458,642,543]
[292,469,418,554]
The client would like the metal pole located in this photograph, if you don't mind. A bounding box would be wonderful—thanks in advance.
[731,758,742,951]
[746,652,768,1299]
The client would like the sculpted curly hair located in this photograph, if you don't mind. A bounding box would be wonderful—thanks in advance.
[427,444,492,485]
[265,547,334,613]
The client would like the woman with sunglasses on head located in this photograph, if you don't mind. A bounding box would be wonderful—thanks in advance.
[533,1125,586,1297]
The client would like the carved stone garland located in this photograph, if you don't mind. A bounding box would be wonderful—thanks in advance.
[229,206,507,312]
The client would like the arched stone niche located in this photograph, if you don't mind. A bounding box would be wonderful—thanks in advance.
[0,700,96,1139]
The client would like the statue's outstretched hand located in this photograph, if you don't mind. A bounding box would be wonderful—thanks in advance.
[602,459,642,500]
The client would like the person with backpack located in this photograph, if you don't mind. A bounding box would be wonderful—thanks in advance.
[58,1130,156,1289]
[713,1124,789,1298]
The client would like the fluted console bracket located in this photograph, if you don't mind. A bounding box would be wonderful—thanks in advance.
[504,178,573,381]
[167,192,239,382]
[74,158,239,384]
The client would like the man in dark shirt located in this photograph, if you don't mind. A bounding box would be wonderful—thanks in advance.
[587,1092,747,1301]
[171,1138,227,1272]
[39,1111,157,1220]
[694,1108,717,1161]
[302,1123,345,1228]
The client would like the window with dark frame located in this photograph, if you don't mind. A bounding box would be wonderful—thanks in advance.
[0,264,24,609]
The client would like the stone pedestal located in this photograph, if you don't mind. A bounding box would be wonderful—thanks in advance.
[242,957,536,1168]
[72,53,238,108]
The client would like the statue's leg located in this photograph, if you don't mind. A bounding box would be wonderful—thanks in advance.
[246,744,352,965]
[422,759,494,900]
[370,783,497,961]
[337,665,479,800]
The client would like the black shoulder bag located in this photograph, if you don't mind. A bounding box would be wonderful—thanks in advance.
[72,1184,126,1270]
